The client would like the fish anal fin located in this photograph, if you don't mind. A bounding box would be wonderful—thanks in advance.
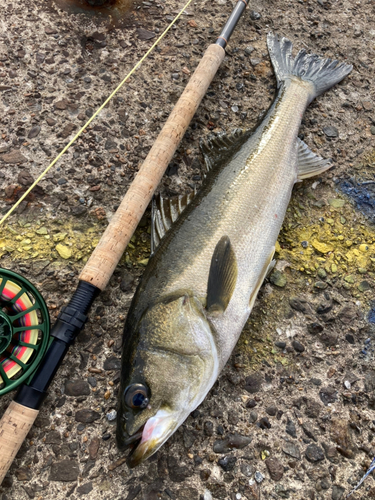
[207,236,238,314]
[249,247,275,309]
[297,138,332,180]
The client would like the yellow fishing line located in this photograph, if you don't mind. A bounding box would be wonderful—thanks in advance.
[0,0,194,226]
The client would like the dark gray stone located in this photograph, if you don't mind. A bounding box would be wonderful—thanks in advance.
[65,380,90,397]
[28,126,41,139]
[286,418,297,438]
[213,434,252,453]
[50,460,79,481]
[282,441,301,460]
[305,444,325,462]
[332,485,345,500]
[103,357,121,370]
[266,405,277,416]
[218,455,237,472]
[323,126,338,138]
[244,373,263,394]
[76,482,93,495]
[292,340,305,353]
[265,457,284,481]
[302,422,317,442]
[319,386,338,405]
[75,410,100,424]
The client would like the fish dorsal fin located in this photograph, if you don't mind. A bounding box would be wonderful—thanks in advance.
[200,128,251,173]
[297,138,332,180]
[206,236,238,314]
[151,191,196,255]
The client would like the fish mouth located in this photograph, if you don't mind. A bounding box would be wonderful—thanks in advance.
[121,409,178,468]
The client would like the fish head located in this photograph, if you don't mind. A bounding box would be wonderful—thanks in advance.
[116,292,217,467]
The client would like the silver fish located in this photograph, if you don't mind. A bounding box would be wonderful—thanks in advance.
[116,33,352,466]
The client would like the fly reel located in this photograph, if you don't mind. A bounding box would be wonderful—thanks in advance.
[0,268,50,395]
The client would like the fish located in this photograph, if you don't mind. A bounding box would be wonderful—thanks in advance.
[116,33,352,467]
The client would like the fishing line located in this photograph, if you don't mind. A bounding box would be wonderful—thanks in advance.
[0,0,194,227]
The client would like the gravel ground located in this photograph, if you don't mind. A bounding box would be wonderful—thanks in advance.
[1,0,375,499]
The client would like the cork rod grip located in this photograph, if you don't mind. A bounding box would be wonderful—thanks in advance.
[80,43,225,290]
[0,401,39,484]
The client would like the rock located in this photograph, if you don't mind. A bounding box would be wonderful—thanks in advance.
[331,485,345,500]
[55,244,72,260]
[50,460,79,481]
[328,198,345,208]
[75,409,100,424]
[307,322,324,334]
[200,469,211,481]
[218,455,237,472]
[167,456,193,482]
[249,411,258,423]
[45,431,61,445]
[204,421,214,436]
[137,28,156,40]
[312,240,334,254]
[103,356,121,370]
[364,371,375,392]
[282,441,301,459]
[244,373,263,394]
[305,444,325,463]
[0,150,28,164]
[269,270,287,287]
[323,126,338,138]
[18,170,34,186]
[266,405,277,416]
[71,206,87,217]
[60,123,77,139]
[65,380,90,397]
[275,341,286,349]
[28,126,41,139]
[120,270,134,292]
[305,399,322,418]
[289,297,311,313]
[15,467,32,481]
[176,487,198,500]
[265,457,283,481]
[76,482,93,495]
[286,418,297,438]
[54,99,68,110]
[319,386,338,405]
[88,437,100,460]
[330,418,356,458]
[292,340,305,353]
[213,434,252,453]
[240,463,254,477]
[46,117,57,126]
[338,305,357,324]
[258,417,271,429]
[302,422,317,442]
[206,483,227,500]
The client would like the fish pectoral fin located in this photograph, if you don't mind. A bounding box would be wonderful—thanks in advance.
[249,247,275,309]
[206,236,238,314]
[297,138,332,180]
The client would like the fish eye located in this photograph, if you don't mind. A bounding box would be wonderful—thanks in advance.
[124,383,150,409]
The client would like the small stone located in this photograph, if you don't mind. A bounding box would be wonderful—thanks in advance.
[266,405,277,416]
[75,409,100,424]
[332,485,345,500]
[213,434,252,453]
[345,333,355,344]
[0,150,28,164]
[370,126,375,135]
[204,421,214,437]
[60,123,77,139]
[292,340,305,353]
[76,482,93,495]
[50,460,79,481]
[88,437,100,460]
[305,444,325,462]
[65,380,90,397]
[249,411,258,424]
[200,469,211,481]
[18,170,34,186]
[46,117,57,126]
[328,198,345,208]
[250,10,261,20]
[314,281,328,290]
[307,322,324,334]
[358,280,371,292]
[301,240,309,248]
[312,240,334,254]
[269,270,287,287]
[265,457,283,481]
[254,471,264,483]
[136,28,156,40]
[275,341,286,349]
[317,268,327,279]
[319,386,338,405]
[245,46,255,55]
[106,410,117,422]
[258,417,271,429]
[282,442,301,460]
[244,373,263,394]
[240,463,254,477]
[55,244,72,260]
[302,422,317,442]
[286,418,297,438]
[305,399,322,418]
[218,456,237,472]
[323,126,338,138]
[103,357,121,370]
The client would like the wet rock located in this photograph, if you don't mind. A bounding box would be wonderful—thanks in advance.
[319,386,338,405]
[282,441,301,460]
[0,150,28,164]
[266,405,277,416]
[244,373,263,394]
[50,460,79,481]
[18,170,34,186]
[28,126,41,139]
[265,457,283,481]
[305,444,325,463]
[65,380,90,397]
[292,340,305,353]
[213,434,252,453]
[103,357,121,370]
[218,455,237,472]
[77,482,93,495]
[167,456,193,482]
[75,409,100,424]
[286,418,297,438]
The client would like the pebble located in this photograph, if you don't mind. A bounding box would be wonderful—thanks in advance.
[269,270,287,287]
[28,125,41,139]
[65,380,90,397]
[50,460,79,481]
[88,437,100,460]
[254,471,264,483]
[240,463,253,477]
[106,410,117,422]
[286,418,297,438]
[258,417,271,429]
[250,11,261,20]
[302,422,317,442]
[282,441,301,460]
[292,340,305,353]
[213,434,252,453]
[307,322,324,334]
[0,149,28,164]
[55,244,72,260]
[218,455,237,472]
[249,411,258,424]
[244,373,263,394]
[331,485,345,500]
[319,386,338,405]
[328,198,345,208]
[305,444,325,462]
[75,409,100,424]
[323,125,339,138]
[245,46,255,55]
[266,405,277,416]
[265,457,284,481]
[103,357,121,370]
[275,341,286,349]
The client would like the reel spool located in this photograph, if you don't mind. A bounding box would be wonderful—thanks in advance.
[0,269,50,395]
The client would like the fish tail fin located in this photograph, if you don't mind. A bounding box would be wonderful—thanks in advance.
[267,33,352,100]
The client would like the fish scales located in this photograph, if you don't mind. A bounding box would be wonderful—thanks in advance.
[116,33,352,466]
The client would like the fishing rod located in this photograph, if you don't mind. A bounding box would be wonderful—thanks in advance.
[0,0,248,482]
